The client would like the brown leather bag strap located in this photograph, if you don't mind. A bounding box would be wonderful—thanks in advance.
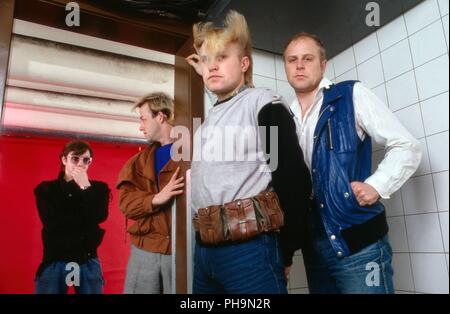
[256,191,284,231]
[193,191,285,245]
[223,199,259,242]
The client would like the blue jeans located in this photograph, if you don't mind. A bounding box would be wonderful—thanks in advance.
[303,210,394,294]
[193,233,287,294]
[35,258,104,294]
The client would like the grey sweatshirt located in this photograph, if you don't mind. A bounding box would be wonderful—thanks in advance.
[191,87,287,211]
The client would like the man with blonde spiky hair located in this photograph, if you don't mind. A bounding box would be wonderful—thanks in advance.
[187,11,312,294]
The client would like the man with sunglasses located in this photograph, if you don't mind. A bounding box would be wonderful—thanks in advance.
[34,140,110,294]
[117,92,184,294]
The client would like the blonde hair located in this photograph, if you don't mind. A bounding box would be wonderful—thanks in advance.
[193,10,254,87]
[133,92,174,122]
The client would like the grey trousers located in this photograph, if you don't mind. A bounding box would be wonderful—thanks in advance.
[124,245,172,294]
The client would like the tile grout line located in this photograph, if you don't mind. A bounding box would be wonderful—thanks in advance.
[401,12,422,292]
[384,52,448,86]
[376,19,417,291]
[375,28,391,112]
[436,0,449,54]
[406,13,448,265]
[355,17,443,67]
[390,90,448,114]
[388,209,449,218]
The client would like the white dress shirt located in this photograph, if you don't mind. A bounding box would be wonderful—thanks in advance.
[290,78,422,199]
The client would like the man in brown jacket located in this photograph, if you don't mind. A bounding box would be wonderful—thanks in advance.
[117,92,184,294]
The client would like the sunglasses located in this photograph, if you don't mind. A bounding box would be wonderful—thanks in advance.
[68,155,92,166]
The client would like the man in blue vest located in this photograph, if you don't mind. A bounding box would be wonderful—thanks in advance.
[283,32,422,294]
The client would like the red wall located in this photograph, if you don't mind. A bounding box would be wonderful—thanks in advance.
[0,135,143,294]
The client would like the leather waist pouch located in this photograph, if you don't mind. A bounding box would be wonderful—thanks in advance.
[193,191,284,245]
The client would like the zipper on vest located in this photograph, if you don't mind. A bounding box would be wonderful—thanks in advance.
[313,104,332,145]
[311,104,332,175]
[317,105,331,125]
[327,119,334,150]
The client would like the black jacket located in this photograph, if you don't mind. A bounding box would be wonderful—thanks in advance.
[258,103,313,266]
[34,175,110,277]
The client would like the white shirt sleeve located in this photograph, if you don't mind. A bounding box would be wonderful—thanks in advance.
[353,83,422,199]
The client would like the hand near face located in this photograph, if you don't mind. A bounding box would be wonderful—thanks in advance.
[71,167,91,189]
[350,182,380,206]
[185,54,203,76]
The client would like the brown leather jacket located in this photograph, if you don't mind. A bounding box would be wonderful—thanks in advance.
[116,144,181,254]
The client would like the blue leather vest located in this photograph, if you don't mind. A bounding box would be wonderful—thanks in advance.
[310,81,387,257]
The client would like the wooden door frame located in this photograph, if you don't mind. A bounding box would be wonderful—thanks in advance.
[0,0,15,127]
[0,0,203,293]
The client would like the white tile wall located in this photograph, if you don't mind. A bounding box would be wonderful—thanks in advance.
[374,5,450,289]
[335,68,358,83]
[394,104,425,139]
[252,50,276,78]
[381,39,414,81]
[333,47,356,76]
[433,171,449,211]
[386,71,419,111]
[438,0,449,16]
[409,20,447,67]
[439,212,449,252]
[443,15,449,49]
[387,216,410,252]
[253,74,277,91]
[252,50,297,107]
[371,84,389,107]
[324,59,335,80]
[415,55,449,101]
[402,175,438,214]
[411,253,449,293]
[383,191,405,217]
[404,0,441,35]
[203,0,449,294]
[377,16,408,51]
[413,138,431,177]
[420,92,449,136]
[289,288,310,294]
[426,131,449,172]
[274,55,288,82]
[372,149,385,173]
[354,33,380,65]
[392,253,415,291]
[446,254,449,271]
[406,213,444,252]
[357,55,384,88]
[289,255,308,289]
